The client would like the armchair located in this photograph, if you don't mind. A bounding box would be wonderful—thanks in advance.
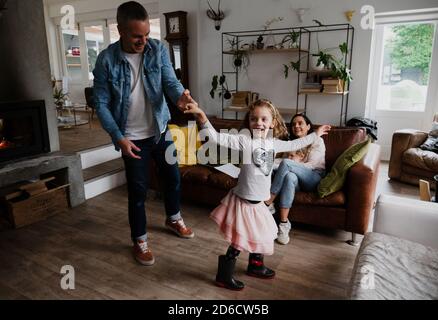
[348,194,438,299]
[389,129,438,189]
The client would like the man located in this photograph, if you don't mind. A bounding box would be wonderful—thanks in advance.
[93,1,194,266]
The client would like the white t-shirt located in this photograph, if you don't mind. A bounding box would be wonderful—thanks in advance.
[124,52,156,140]
[202,121,318,201]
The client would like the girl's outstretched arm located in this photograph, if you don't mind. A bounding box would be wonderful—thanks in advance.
[184,101,246,151]
[274,125,331,153]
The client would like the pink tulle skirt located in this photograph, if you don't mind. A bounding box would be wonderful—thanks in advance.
[210,190,278,255]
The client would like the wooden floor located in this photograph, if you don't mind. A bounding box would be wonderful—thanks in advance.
[0,162,419,300]
[58,111,111,153]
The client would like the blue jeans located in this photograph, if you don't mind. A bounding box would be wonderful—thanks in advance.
[271,159,325,209]
[122,130,181,241]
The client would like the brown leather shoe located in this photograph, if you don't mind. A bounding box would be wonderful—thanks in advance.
[165,218,195,239]
[133,240,155,266]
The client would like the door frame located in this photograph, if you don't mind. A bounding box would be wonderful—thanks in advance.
[366,9,438,159]
[368,11,438,130]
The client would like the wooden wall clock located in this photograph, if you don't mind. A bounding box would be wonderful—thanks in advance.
[164,11,189,89]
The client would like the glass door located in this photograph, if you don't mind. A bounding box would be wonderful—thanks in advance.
[58,18,161,103]
[83,21,108,82]
[368,12,438,160]
[61,25,82,84]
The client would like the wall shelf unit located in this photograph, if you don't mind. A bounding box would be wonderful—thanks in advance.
[220,23,354,125]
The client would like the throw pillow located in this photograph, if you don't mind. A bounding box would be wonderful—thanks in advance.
[317,138,371,198]
[168,123,202,167]
[419,122,438,154]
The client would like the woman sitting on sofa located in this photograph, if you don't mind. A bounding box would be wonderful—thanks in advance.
[265,114,327,245]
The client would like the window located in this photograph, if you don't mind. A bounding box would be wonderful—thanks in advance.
[62,26,82,83]
[109,23,120,44]
[84,25,105,80]
[58,18,161,98]
[376,22,436,112]
[108,18,161,44]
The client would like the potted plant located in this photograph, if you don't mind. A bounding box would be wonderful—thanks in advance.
[226,37,250,71]
[210,74,232,100]
[280,29,300,49]
[283,42,352,87]
[53,86,69,110]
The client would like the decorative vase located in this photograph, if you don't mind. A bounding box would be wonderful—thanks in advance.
[311,55,325,71]
[256,35,264,49]
[265,32,276,49]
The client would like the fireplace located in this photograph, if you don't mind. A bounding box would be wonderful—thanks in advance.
[0,100,50,164]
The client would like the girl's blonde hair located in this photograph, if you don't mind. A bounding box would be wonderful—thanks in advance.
[242,99,289,140]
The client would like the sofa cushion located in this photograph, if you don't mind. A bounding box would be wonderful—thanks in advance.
[420,121,438,153]
[168,123,202,167]
[349,232,438,300]
[294,191,345,206]
[318,138,371,198]
[403,147,438,171]
[323,127,367,169]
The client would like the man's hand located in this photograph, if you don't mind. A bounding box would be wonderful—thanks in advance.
[176,89,192,112]
[118,138,141,159]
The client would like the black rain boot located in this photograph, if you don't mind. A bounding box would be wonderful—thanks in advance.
[215,255,245,291]
[246,253,276,279]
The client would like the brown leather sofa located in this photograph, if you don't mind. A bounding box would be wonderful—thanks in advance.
[151,117,381,239]
[389,129,438,189]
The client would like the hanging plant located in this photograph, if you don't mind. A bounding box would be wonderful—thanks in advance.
[210,75,231,100]
[226,37,250,72]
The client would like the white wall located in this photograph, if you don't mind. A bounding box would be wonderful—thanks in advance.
[45,0,438,125]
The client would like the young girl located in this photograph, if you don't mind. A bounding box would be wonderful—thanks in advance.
[184,99,330,291]
[266,113,327,245]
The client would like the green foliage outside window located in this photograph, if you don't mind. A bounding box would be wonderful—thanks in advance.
[390,24,435,85]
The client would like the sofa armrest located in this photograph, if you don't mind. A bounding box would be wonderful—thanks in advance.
[345,143,381,234]
[373,194,438,248]
[388,129,428,179]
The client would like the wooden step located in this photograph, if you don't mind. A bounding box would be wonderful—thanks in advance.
[83,158,124,182]
[82,158,126,200]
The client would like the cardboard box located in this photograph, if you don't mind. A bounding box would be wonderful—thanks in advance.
[0,178,69,228]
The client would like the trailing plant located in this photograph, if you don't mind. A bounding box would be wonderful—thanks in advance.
[210,74,231,100]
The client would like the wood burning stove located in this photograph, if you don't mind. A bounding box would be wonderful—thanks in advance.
[0,100,50,164]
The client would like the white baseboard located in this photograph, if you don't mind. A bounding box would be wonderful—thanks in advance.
[79,144,121,169]
[84,170,126,200]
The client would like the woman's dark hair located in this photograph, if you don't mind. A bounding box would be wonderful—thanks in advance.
[289,113,314,139]
[117,1,149,26]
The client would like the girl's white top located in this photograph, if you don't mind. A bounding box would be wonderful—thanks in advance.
[201,121,318,201]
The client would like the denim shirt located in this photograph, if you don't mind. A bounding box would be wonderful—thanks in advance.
[92,39,185,149]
